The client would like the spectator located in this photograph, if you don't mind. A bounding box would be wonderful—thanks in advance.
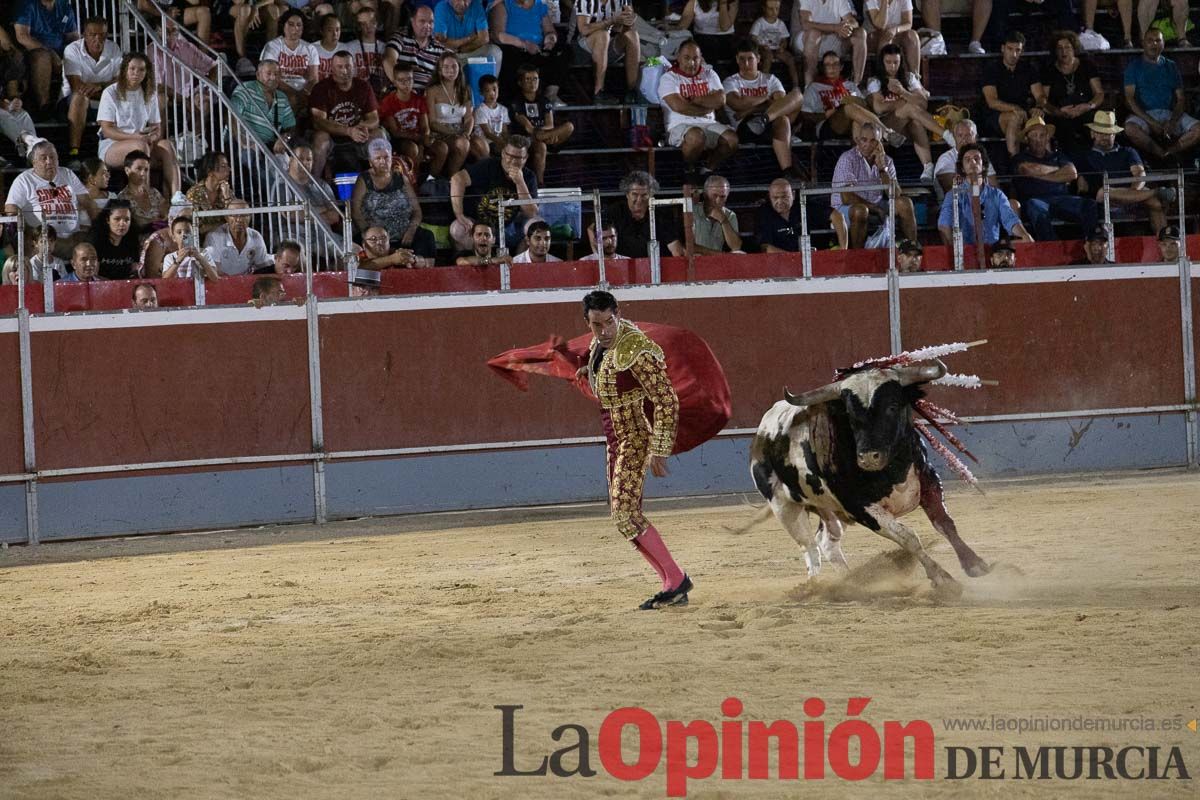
[676,0,737,66]
[756,177,804,252]
[0,27,26,106]
[471,73,509,160]
[379,62,429,168]
[1156,224,1180,262]
[230,60,299,155]
[347,3,387,95]
[1079,225,1115,265]
[605,170,685,257]
[1139,0,1190,48]
[724,39,805,179]
[383,5,446,92]
[0,97,40,171]
[60,17,119,164]
[1012,114,1097,241]
[1033,31,1104,157]
[751,0,799,88]
[97,52,181,197]
[359,224,433,267]
[63,242,102,282]
[131,282,158,308]
[425,50,476,179]
[76,157,112,229]
[575,0,640,104]
[830,122,917,248]
[513,219,561,262]
[116,150,168,231]
[5,140,98,254]
[801,49,903,144]
[508,63,574,185]
[455,221,512,266]
[154,18,218,117]
[29,225,65,281]
[89,198,140,279]
[204,199,273,275]
[989,236,1016,268]
[1123,28,1200,160]
[13,0,79,115]
[286,140,343,229]
[255,239,303,274]
[349,267,382,296]
[311,50,382,178]
[435,0,501,69]
[1082,0,1134,49]
[864,0,920,82]
[352,138,437,259]
[261,9,320,110]
[938,143,1033,246]
[658,39,738,176]
[313,13,344,79]
[583,221,629,260]
[232,0,284,75]
[1079,110,1170,235]
[449,134,538,251]
[160,215,220,280]
[896,237,922,271]
[692,174,742,253]
[2,255,31,286]
[186,151,234,236]
[866,43,949,183]
[136,0,212,45]
[794,0,867,86]
[250,276,288,306]
[935,118,999,195]
[490,0,569,106]
[980,31,1037,157]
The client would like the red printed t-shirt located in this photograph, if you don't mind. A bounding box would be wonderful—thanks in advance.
[310,77,379,128]
[379,91,428,140]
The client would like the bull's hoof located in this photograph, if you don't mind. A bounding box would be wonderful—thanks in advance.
[930,579,963,602]
[964,558,992,578]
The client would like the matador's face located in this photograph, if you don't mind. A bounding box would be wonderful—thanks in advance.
[587,308,620,348]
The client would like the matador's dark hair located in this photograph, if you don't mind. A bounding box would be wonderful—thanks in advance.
[582,290,618,318]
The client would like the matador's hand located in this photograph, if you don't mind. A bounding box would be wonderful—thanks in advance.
[650,455,669,478]
[575,366,588,381]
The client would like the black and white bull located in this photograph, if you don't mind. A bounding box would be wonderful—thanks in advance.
[749,361,990,591]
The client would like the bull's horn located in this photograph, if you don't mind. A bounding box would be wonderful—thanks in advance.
[894,359,948,386]
[784,382,842,407]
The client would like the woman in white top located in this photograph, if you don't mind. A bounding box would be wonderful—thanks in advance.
[96,52,182,197]
[160,216,221,281]
[261,9,320,109]
[866,43,951,183]
[676,0,737,64]
[424,51,475,178]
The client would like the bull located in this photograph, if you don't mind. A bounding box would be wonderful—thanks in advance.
[749,360,990,592]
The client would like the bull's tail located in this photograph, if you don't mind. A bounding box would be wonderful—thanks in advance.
[721,500,774,536]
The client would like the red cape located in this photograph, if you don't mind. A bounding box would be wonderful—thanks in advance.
[487,323,732,455]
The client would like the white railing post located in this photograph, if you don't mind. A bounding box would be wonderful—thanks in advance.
[951,183,964,271]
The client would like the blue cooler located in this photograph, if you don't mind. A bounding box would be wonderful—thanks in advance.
[466,57,497,107]
[334,173,357,202]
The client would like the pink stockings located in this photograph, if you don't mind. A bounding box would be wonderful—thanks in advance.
[632,524,685,590]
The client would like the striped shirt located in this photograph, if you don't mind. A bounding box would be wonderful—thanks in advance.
[831,147,896,208]
[575,0,629,22]
[230,81,297,146]
[385,34,446,92]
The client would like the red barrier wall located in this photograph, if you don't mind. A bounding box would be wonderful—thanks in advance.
[0,330,24,475]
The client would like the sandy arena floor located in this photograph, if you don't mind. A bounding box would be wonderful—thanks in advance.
[1,470,1198,799]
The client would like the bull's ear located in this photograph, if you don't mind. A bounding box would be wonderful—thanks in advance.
[894,359,947,386]
[784,382,842,407]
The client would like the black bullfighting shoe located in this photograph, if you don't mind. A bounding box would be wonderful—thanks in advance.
[638,575,693,610]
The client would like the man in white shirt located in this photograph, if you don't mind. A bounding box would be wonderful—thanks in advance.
[794,0,867,85]
[657,39,737,176]
[203,199,273,275]
[512,220,562,263]
[724,39,805,179]
[4,140,98,256]
[582,221,629,260]
[61,17,121,163]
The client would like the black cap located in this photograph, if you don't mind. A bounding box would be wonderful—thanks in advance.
[992,238,1015,253]
[350,268,382,287]
[1158,225,1181,241]
[897,238,922,254]
[1086,226,1108,242]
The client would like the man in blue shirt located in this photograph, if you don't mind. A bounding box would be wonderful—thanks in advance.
[13,0,79,114]
[1078,110,1170,235]
[1123,28,1200,160]
[1011,115,1096,241]
[434,0,501,71]
[938,144,1032,249]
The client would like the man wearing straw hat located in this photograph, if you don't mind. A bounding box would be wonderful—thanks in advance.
[1077,110,1172,236]
[1011,113,1096,241]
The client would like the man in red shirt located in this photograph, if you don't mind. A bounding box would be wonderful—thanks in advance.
[310,50,382,179]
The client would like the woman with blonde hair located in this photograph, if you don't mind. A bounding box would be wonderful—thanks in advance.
[97,52,181,197]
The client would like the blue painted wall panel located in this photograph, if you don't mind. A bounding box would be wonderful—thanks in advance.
[0,484,28,544]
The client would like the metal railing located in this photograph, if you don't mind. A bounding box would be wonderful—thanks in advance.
[496,192,598,290]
